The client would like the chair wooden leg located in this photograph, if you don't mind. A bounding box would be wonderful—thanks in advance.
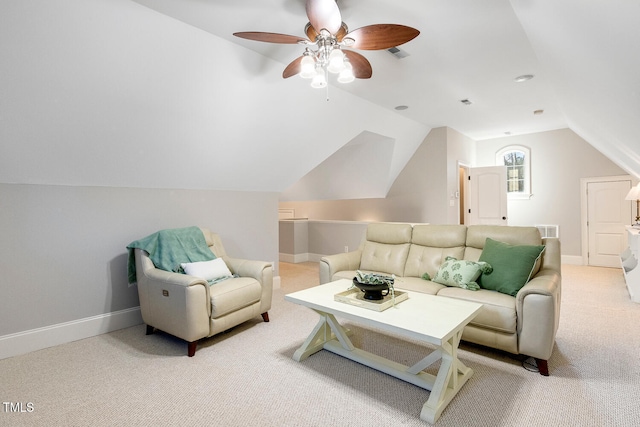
[146,325,155,335]
[187,341,198,357]
[261,312,270,322]
[535,358,549,376]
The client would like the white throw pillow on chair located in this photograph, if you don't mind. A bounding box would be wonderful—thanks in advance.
[181,258,232,281]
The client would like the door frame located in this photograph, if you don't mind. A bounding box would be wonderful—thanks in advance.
[580,174,634,265]
[457,161,471,225]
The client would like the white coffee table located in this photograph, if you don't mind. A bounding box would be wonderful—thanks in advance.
[285,279,482,424]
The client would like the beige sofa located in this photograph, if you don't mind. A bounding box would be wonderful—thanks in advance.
[320,223,561,376]
[134,228,273,357]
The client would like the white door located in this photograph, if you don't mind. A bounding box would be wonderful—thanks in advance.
[587,179,632,267]
[467,166,508,225]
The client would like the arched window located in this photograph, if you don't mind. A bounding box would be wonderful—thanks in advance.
[496,145,531,199]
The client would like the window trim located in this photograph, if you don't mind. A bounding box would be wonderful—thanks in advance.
[496,145,532,200]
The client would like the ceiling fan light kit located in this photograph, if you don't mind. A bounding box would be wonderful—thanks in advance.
[233,0,419,90]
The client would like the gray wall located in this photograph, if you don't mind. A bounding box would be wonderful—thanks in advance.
[279,220,369,261]
[475,128,627,256]
[0,183,278,336]
[280,128,627,258]
[279,127,475,224]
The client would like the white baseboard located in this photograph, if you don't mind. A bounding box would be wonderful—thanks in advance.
[279,253,326,263]
[562,255,584,265]
[279,252,310,263]
[308,253,324,262]
[0,307,143,360]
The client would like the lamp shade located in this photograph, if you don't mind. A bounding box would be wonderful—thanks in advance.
[625,184,640,201]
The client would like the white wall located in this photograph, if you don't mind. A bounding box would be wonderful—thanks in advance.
[475,128,627,255]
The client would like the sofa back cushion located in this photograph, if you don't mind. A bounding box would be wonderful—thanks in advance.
[359,223,413,277]
[411,224,467,247]
[404,225,467,278]
[366,222,413,244]
[360,242,411,277]
[464,225,541,261]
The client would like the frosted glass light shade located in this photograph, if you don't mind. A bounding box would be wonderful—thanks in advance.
[337,62,355,83]
[300,55,316,79]
[310,69,327,88]
[327,49,345,74]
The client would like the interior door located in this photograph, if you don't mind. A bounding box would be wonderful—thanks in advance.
[587,179,632,267]
[467,166,508,225]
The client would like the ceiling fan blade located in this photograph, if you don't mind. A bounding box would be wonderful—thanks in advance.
[233,32,307,44]
[346,24,420,50]
[343,50,372,79]
[306,0,342,35]
[283,56,303,79]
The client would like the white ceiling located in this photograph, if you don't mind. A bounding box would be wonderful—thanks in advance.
[133,0,566,141]
[131,0,640,180]
[1,0,637,196]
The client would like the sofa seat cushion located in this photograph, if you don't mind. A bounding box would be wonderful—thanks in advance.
[394,277,444,295]
[436,287,517,334]
[210,277,261,319]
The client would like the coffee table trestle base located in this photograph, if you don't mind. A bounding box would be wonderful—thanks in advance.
[293,309,475,424]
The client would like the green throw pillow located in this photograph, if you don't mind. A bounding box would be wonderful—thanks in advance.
[477,238,545,296]
[432,256,493,291]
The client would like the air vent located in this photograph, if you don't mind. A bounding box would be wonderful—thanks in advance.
[460,99,472,106]
[536,225,559,238]
[387,47,410,59]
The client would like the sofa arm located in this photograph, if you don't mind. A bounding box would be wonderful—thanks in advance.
[223,257,273,314]
[136,251,212,343]
[515,268,561,360]
[319,250,362,284]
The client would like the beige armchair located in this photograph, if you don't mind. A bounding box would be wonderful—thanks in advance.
[134,228,273,356]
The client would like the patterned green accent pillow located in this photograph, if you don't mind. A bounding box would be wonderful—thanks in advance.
[432,256,493,291]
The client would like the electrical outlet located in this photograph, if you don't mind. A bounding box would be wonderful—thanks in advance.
[344,246,349,253]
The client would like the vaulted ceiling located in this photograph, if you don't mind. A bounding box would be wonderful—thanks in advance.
[133,0,640,181]
[2,1,638,197]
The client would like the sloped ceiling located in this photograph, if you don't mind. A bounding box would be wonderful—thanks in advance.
[0,0,427,193]
[2,0,638,197]
[131,0,640,181]
[510,0,640,177]
[280,131,396,201]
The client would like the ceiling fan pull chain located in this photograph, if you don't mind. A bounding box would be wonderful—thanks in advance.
[325,68,330,101]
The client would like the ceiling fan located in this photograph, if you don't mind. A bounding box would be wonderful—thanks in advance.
[233,0,419,88]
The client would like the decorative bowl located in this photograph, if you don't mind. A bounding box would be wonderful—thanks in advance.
[353,279,390,300]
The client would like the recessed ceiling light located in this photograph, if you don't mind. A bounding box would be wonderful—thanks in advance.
[395,105,409,110]
[514,74,534,82]
[533,109,544,115]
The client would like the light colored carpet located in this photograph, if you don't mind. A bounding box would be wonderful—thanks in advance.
[2,263,639,426]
